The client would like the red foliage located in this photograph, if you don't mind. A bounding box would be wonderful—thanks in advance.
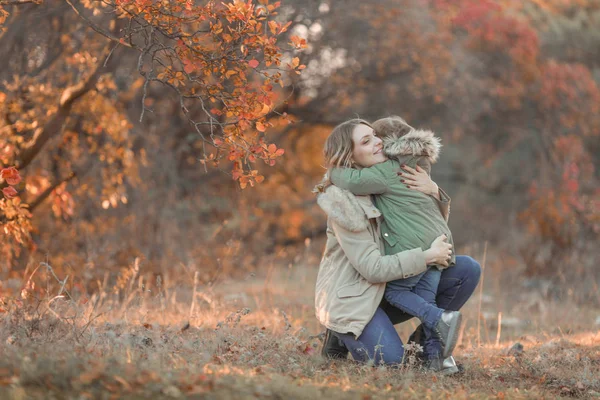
[434,0,539,72]
[1,167,21,186]
[2,186,17,199]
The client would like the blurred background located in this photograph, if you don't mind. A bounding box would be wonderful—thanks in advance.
[1,0,599,313]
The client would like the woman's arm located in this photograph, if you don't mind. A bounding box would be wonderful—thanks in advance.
[434,187,451,222]
[331,221,427,283]
[331,223,453,283]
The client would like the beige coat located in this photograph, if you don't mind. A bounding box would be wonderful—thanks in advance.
[315,185,437,338]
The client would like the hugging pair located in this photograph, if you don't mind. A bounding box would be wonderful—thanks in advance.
[315,116,480,372]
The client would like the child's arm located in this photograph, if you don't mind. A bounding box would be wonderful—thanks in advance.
[330,162,390,195]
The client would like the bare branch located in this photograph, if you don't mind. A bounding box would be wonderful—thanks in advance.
[0,0,39,5]
[64,0,133,48]
[28,171,77,212]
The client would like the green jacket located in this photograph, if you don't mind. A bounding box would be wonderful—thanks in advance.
[330,129,455,268]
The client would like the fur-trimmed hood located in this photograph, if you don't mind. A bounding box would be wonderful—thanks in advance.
[382,129,441,163]
[316,185,378,232]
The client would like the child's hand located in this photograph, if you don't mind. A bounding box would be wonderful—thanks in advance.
[424,234,453,267]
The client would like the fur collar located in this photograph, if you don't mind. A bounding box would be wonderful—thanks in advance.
[316,185,370,232]
[382,129,441,163]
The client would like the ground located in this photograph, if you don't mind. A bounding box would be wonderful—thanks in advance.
[0,253,599,399]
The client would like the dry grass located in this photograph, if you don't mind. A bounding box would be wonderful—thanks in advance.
[0,254,599,399]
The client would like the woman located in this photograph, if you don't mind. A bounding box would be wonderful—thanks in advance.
[314,118,481,369]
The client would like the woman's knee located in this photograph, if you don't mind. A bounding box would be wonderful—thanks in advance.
[457,255,481,282]
[380,349,404,365]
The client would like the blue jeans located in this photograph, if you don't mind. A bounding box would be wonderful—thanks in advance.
[334,256,481,366]
[384,267,443,359]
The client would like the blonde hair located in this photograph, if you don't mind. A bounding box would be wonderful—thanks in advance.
[372,116,414,139]
[323,118,373,168]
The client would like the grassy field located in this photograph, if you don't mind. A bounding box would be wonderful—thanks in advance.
[0,250,599,399]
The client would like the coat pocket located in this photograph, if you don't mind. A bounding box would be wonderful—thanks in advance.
[383,227,426,251]
[336,281,370,298]
[381,231,398,248]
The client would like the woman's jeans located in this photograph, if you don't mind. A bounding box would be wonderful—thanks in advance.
[384,267,443,359]
[334,256,481,365]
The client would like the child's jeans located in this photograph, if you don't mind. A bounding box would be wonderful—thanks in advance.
[384,267,443,359]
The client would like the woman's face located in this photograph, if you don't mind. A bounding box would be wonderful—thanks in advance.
[351,124,386,167]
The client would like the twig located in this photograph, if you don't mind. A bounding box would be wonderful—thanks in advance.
[477,241,487,348]
[40,262,73,300]
[0,0,38,5]
[495,312,502,347]
[64,0,133,48]
[189,270,198,319]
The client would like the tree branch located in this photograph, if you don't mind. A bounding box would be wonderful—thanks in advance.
[28,171,76,212]
[64,0,133,48]
[16,44,116,171]
[0,0,39,5]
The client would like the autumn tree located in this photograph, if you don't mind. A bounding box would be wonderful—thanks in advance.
[0,0,305,268]
[1,0,598,298]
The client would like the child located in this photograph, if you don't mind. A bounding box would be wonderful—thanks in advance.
[330,116,461,368]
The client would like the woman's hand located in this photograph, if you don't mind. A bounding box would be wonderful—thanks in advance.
[398,165,439,199]
[423,234,453,267]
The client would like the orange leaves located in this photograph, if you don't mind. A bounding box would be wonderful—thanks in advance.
[226,139,284,188]
[182,58,199,74]
[268,20,291,36]
[288,57,306,75]
[265,143,284,166]
[238,170,264,189]
[107,0,305,189]
[289,36,308,50]
[0,164,31,254]
[223,0,254,23]
[255,121,266,132]
[268,20,278,35]
[0,8,8,31]
[157,68,185,88]
[51,183,75,218]
[231,163,264,189]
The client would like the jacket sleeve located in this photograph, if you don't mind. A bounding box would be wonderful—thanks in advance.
[431,186,451,222]
[331,221,427,283]
[330,163,389,195]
